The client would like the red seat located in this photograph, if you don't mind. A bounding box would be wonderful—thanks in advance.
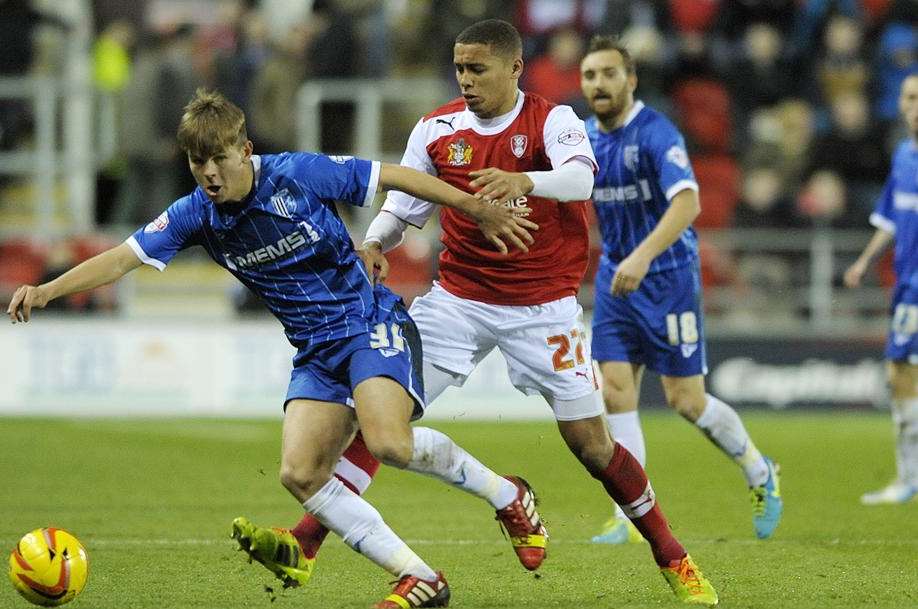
[693,154,740,228]
[672,79,733,153]
[0,239,46,290]
[384,238,436,305]
[668,0,721,33]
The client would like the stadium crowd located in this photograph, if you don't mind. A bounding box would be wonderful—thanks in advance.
[1,0,916,318]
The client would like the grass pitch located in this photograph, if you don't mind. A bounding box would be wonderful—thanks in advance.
[1,412,916,609]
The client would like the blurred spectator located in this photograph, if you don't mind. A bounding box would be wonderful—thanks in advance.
[727,23,794,120]
[599,0,669,39]
[715,0,798,39]
[212,7,270,124]
[115,26,201,225]
[310,0,360,153]
[92,19,136,225]
[249,22,310,152]
[774,98,817,191]
[797,169,865,228]
[814,15,868,108]
[516,0,606,56]
[523,27,584,109]
[788,0,861,59]
[733,166,800,228]
[414,0,512,79]
[874,22,917,126]
[619,25,674,113]
[807,91,888,216]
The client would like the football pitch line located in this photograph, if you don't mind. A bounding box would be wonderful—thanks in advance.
[5,537,916,547]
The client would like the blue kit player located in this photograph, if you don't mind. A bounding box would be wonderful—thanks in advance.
[6,88,538,608]
[845,73,918,505]
[579,37,783,542]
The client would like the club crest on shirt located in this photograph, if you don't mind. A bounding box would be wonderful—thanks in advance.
[447,138,473,166]
[144,211,169,233]
[666,145,689,170]
[624,145,640,171]
[510,134,528,158]
[271,188,297,218]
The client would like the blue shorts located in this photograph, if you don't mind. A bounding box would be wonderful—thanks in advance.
[591,261,707,377]
[285,300,426,419]
[887,282,918,364]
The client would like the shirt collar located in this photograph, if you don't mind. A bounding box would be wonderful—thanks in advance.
[467,90,525,135]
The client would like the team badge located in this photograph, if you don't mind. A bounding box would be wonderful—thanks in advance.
[271,188,297,218]
[624,145,640,171]
[510,134,528,158]
[447,138,473,166]
[666,145,690,170]
[143,211,169,233]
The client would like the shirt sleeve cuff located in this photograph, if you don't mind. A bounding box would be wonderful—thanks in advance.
[125,236,166,271]
[362,161,382,207]
[666,180,699,201]
[869,212,896,234]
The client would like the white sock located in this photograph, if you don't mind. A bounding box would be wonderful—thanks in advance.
[408,427,518,509]
[893,398,918,486]
[606,411,646,467]
[604,411,646,521]
[695,394,769,487]
[303,477,437,580]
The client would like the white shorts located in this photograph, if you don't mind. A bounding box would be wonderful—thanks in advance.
[409,283,602,420]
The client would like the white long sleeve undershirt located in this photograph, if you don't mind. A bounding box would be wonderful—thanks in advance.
[524,156,594,201]
[363,211,409,253]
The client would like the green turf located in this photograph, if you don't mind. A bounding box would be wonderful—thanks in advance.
[1,413,916,608]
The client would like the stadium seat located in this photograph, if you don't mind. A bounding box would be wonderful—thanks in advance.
[671,79,733,153]
[0,238,47,291]
[383,237,436,304]
[668,0,721,33]
[692,154,741,228]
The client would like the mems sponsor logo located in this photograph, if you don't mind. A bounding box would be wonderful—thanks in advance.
[593,180,652,204]
[224,222,319,270]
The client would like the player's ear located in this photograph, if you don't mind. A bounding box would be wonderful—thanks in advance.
[242,139,254,160]
[511,57,523,79]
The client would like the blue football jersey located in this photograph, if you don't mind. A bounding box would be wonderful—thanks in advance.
[871,139,918,290]
[127,152,396,349]
[586,101,699,274]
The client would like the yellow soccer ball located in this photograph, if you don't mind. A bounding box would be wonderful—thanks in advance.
[8,528,88,606]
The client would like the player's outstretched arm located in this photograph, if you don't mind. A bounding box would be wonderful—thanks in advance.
[378,163,538,254]
[844,228,895,288]
[7,242,142,323]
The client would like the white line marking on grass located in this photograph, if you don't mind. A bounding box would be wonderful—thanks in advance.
[4,537,914,548]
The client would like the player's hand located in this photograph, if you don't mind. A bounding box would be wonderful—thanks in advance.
[358,242,389,285]
[7,284,50,323]
[843,260,867,289]
[611,254,651,297]
[473,201,539,254]
[469,168,534,203]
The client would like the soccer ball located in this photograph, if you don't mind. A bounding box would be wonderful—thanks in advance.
[8,528,88,606]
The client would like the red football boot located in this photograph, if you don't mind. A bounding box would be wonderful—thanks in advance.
[494,475,548,570]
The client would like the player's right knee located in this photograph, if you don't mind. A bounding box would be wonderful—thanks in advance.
[601,384,636,412]
[361,432,413,468]
[279,464,329,501]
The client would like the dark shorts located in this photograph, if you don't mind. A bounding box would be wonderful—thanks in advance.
[592,261,707,377]
[887,282,918,364]
[285,301,426,419]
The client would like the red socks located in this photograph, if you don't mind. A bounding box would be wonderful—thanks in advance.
[594,443,686,566]
[291,432,380,558]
